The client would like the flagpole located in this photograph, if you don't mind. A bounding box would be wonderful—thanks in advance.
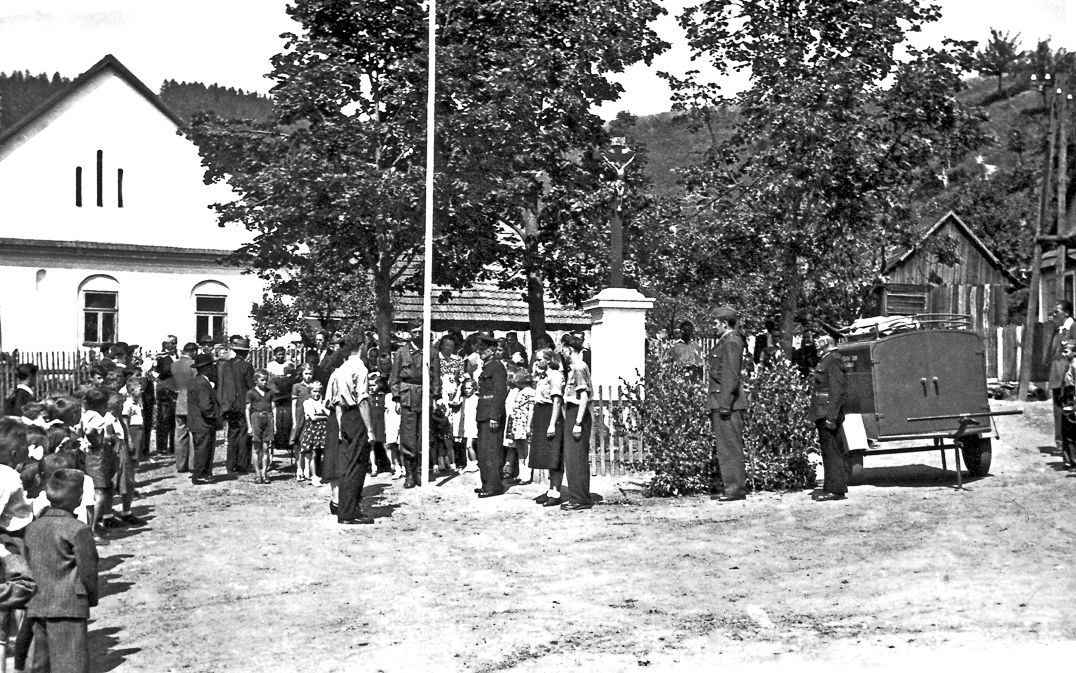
[420,0,436,486]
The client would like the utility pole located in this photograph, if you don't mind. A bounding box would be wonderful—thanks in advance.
[1019,75,1059,401]
[1056,79,1070,309]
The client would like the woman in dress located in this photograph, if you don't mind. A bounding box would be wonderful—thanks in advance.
[529,348,565,506]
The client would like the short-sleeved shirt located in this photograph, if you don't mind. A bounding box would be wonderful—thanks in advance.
[246,387,273,414]
[533,368,564,405]
[328,354,370,408]
[562,361,592,406]
[292,381,313,408]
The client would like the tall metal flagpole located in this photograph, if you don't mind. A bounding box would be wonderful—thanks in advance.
[420,0,436,486]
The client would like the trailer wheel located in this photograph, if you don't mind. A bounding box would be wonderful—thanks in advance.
[959,436,992,477]
[847,451,864,485]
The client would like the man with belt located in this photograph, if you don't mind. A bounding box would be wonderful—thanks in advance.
[810,332,849,501]
[390,321,427,488]
[474,330,509,498]
[327,331,377,525]
[706,306,749,502]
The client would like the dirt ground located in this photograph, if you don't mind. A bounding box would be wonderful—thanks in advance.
[49,398,1076,672]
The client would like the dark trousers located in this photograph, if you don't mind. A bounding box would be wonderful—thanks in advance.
[1062,413,1076,465]
[476,420,506,494]
[371,440,392,474]
[223,410,251,472]
[711,409,747,497]
[191,429,215,480]
[817,419,849,494]
[273,405,293,455]
[563,403,592,504]
[155,391,176,453]
[338,407,370,521]
[400,405,421,456]
[141,403,154,458]
[1053,387,1065,446]
[29,617,88,673]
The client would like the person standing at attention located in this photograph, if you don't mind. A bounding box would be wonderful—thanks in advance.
[474,330,508,498]
[810,332,849,501]
[559,334,593,511]
[170,342,199,473]
[188,354,221,485]
[707,306,749,502]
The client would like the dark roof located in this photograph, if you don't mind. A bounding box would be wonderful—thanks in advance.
[884,211,1020,286]
[0,54,185,150]
[394,284,589,328]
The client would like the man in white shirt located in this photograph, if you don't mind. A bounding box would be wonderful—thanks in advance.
[327,332,377,525]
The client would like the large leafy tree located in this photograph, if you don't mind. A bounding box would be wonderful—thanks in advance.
[975,28,1022,93]
[434,0,668,345]
[657,0,988,344]
[187,0,427,348]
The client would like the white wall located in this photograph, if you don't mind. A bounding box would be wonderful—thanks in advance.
[0,65,247,249]
[0,264,262,352]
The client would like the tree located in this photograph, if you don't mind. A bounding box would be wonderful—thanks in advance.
[433,0,668,346]
[976,28,1022,93]
[657,0,988,345]
[188,0,428,348]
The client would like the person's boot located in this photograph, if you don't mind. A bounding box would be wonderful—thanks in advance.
[403,456,417,488]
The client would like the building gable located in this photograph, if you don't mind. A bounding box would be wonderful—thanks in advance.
[884,211,1018,288]
[0,55,246,250]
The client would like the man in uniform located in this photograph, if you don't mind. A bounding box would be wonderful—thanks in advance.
[706,306,748,502]
[390,321,426,488]
[474,330,509,498]
[810,332,849,501]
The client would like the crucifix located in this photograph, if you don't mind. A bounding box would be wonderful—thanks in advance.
[603,137,635,288]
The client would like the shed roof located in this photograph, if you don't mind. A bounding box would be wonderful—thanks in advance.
[394,284,590,329]
[883,211,1020,286]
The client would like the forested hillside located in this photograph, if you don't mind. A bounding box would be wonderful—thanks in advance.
[0,70,274,131]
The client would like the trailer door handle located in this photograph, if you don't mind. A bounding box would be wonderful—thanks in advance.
[921,378,928,395]
[932,377,939,395]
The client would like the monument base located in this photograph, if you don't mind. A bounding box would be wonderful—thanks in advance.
[582,287,654,395]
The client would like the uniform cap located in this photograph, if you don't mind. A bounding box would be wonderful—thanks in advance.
[713,306,740,321]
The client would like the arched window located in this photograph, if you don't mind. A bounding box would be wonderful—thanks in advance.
[192,280,229,343]
[79,275,119,346]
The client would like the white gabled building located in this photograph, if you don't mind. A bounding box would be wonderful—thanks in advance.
[0,54,263,352]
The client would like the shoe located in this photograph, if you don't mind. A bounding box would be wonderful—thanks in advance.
[339,516,375,525]
[474,488,484,494]
[815,492,847,501]
[93,527,111,544]
[100,517,123,529]
[714,494,746,502]
[535,494,550,505]
[116,513,145,526]
[404,477,416,489]
[328,501,339,515]
[477,490,504,498]
[543,496,563,507]
[560,502,593,511]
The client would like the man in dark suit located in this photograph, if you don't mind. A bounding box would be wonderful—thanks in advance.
[154,339,178,454]
[171,343,199,473]
[810,332,849,501]
[706,306,749,502]
[474,330,509,498]
[218,336,256,473]
[188,354,221,485]
[313,329,335,387]
[24,468,99,673]
[1048,301,1076,454]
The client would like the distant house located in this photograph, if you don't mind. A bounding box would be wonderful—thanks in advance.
[0,55,262,352]
[873,211,1018,370]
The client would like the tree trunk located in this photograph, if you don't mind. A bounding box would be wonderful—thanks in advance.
[520,206,547,350]
[374,258,394,352]
[778,250,802,354]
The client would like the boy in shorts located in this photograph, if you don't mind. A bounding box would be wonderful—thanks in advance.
[246,370,274,484]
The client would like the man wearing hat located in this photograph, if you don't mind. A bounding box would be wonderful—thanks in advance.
[390,321,428,488]
[810,332,849,501]
[218,336,256,473]
[706,307,749,501]
[170,342,200,473]
[188,353,222,485]
[474,329,509,497]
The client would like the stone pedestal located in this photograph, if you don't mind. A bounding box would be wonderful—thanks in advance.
[582,287,654,395]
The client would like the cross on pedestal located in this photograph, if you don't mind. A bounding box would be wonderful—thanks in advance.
[603,137,635,288]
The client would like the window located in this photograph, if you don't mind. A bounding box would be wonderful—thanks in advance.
[195,294,227,342]
[84,291,118,345]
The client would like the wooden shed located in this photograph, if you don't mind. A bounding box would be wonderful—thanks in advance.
[875,211,1018,372]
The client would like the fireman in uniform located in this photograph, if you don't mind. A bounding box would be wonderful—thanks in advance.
[810,331,849,501]
[390,321,426,488]
[706,306,749,501]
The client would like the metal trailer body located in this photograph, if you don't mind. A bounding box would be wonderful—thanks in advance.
[835,327,1001,484]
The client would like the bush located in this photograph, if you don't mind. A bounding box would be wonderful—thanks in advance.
[631,339,817,497]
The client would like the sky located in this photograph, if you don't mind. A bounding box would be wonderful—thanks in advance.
[0,0,1074,121]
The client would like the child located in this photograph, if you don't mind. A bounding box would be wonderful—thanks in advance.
[504,370,536,483]
[77,387,118,542]
[289,364,316,479]
[3,363,38,417]
[0,418,34,546]
[246,369,274,484]
[383,378,404,479]
[124,378,146,462]
[299,381,329,484]
[451,378,479,472]
[111,378,144,525]
[366,374,387,477]
[24,468,99,673]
